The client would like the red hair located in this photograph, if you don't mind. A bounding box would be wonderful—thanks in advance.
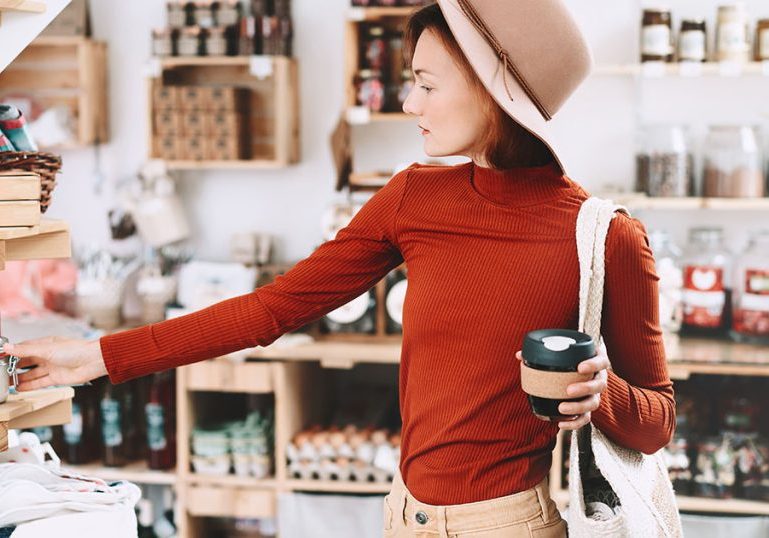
[403,4,554,170]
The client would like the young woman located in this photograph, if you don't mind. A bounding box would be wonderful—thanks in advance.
[6,2,674,536]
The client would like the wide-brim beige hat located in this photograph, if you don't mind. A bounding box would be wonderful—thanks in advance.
[435,0,593,174]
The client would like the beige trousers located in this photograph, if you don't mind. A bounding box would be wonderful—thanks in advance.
[383,471,567,538]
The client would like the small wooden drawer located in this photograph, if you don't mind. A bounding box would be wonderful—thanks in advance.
[184,359,273,393]
[186,485,275,519]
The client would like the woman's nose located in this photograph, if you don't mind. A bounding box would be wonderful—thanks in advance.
[402,86,418,115]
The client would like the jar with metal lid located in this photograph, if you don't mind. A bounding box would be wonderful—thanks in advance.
[703,125,764,198]
[216,0,241,26]
[397,68,414,110]
[363,25,388,70]
[681,227,732,337]
[167,0,186,28]
[356,69,385,112]
[731,230,769,343]
[648,230,684,334]
[716,4,751,63]
[678,19,707,62]
[207,26,227,55]
[178,26,202,56]
[194,0,214,28]
[755,19,769,61]
[152,28,174,57]
[641,8,674,62]
[635,125,694,197]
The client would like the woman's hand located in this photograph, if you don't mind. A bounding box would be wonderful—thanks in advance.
[516,347,610,430]
[4,337,107,391]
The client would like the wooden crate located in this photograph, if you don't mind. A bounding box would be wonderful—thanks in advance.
[0,36,108,147]
[0,387,73,451]
[148,56,299,169]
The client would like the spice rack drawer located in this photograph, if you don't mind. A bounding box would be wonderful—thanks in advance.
[184,360,274,394]
[186,485,275,519]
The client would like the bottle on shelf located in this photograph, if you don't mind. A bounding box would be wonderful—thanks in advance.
[680,227,733,338]
[641,8,674,63]
[62,380,101,464]
[152,487,177,538]
[100,380,141,467]
[648,230,683,334]
[145,370,177,470]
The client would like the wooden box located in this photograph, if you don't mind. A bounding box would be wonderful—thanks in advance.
[0,172,41,227]
[0,36,108,147]
[153,110,184,137]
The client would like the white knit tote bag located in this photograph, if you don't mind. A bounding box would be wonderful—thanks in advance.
[566,197,683,538]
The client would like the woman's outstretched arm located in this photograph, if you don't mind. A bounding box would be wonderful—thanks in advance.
[9,167,412,389]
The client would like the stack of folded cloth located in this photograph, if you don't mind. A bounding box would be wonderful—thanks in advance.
[0,105,38,153]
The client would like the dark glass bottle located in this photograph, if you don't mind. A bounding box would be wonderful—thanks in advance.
[145,371,177,470]
[63,381,100,464]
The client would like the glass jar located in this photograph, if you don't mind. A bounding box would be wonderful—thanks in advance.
[681,227,732,337]
[641,8,674,62]
[648,230,684,334]
[716,4,751,63]
[755,19,769,61]
[356,69,385,112]
[167,0,186,28]
[363,25,388,70]
[678,19,707,62]
[385,268,407,334]
[207,26,227,55]
[152,28,173,57]
[178,26,202,56]
[322,291,376,334]
[703,125,764,198]
[194,0,214,28]
[635,125,694,197]
[216,0,241,26]
[731,230,769,343]
[397,68,414,110]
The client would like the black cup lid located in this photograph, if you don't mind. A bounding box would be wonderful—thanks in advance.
[522,329,595,369]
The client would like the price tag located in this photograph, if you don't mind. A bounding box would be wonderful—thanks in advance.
[718,60,742,77]
[144,58,162,78]
[641,61,666,78]
[348,7,365,21]
[678,61,702,78]
[249,55,274,80]
[346,106,371,125]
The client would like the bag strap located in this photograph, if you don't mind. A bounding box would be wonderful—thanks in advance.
[576,197,630,342]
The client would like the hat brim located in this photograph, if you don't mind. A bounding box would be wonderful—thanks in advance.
[436,0,570,174]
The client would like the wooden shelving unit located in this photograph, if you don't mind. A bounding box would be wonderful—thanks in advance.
[0,36,108,147]
[0,387,73,451]
[594,61,769,78]
[0,218,70,269]
[63,461,177,486]
[0,0,46,13]
[595,193,769,211]
[148,55,299,168]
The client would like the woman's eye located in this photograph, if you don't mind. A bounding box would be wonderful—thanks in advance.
[419,85,433,93]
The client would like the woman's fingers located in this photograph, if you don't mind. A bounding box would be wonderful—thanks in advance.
[566,370,607,398]
[558,411,592,430]
[577,353,610,375]
[16,375,54,392]
[16,366,49,384]
[559,394,600,416]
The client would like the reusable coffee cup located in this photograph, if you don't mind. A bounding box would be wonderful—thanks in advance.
[520,329,596,421]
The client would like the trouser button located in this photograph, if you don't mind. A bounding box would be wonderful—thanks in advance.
[415,511,429,525]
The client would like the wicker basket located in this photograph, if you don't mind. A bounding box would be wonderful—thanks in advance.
[0,151,62,213]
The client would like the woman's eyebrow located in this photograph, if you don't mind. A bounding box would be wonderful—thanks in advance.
[413,68,436,77]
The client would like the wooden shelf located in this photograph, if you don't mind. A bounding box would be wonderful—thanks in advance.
[250,337,402,369]
[676,495,769,516]
[0,387,73,451]
[0,0,45,13]
[285,478,391,494]
[0,218,71,269]
[184,359,274,394]
[594,61,769,78]
[64,461,177,486]
[185,473,277,488]
[166,160,293,171]
[347,6,419,20]
[599,193,769,211]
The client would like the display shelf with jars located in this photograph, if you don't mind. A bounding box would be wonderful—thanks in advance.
[0,36,109,148]
[64,460,177,486]
[344,7,417,123]
[147,54,299,169]
[551,374,769,516]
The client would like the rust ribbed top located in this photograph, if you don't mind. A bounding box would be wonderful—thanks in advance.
[101,161,675,505]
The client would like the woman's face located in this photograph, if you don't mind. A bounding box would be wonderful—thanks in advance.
[403,29,488,162]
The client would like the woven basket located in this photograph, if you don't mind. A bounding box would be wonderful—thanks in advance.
[0,151,62,213]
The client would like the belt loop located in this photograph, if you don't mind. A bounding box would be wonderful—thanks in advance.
[535,480,550,524]
[438,506,449,538]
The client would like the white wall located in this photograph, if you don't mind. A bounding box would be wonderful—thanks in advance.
[44,0,769,263]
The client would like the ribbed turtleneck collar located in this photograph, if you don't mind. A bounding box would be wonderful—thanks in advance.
[469,160,571,208]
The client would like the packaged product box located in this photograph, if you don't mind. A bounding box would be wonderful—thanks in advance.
[180,136,208,161]
[154,135,183,161]
[209,111,243,137]
[153,86,181,112]
[181,111,208,137]
[154,110,184,137]
[208,87,250,113]
[207,135,242,161]
[179,87,213,111]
